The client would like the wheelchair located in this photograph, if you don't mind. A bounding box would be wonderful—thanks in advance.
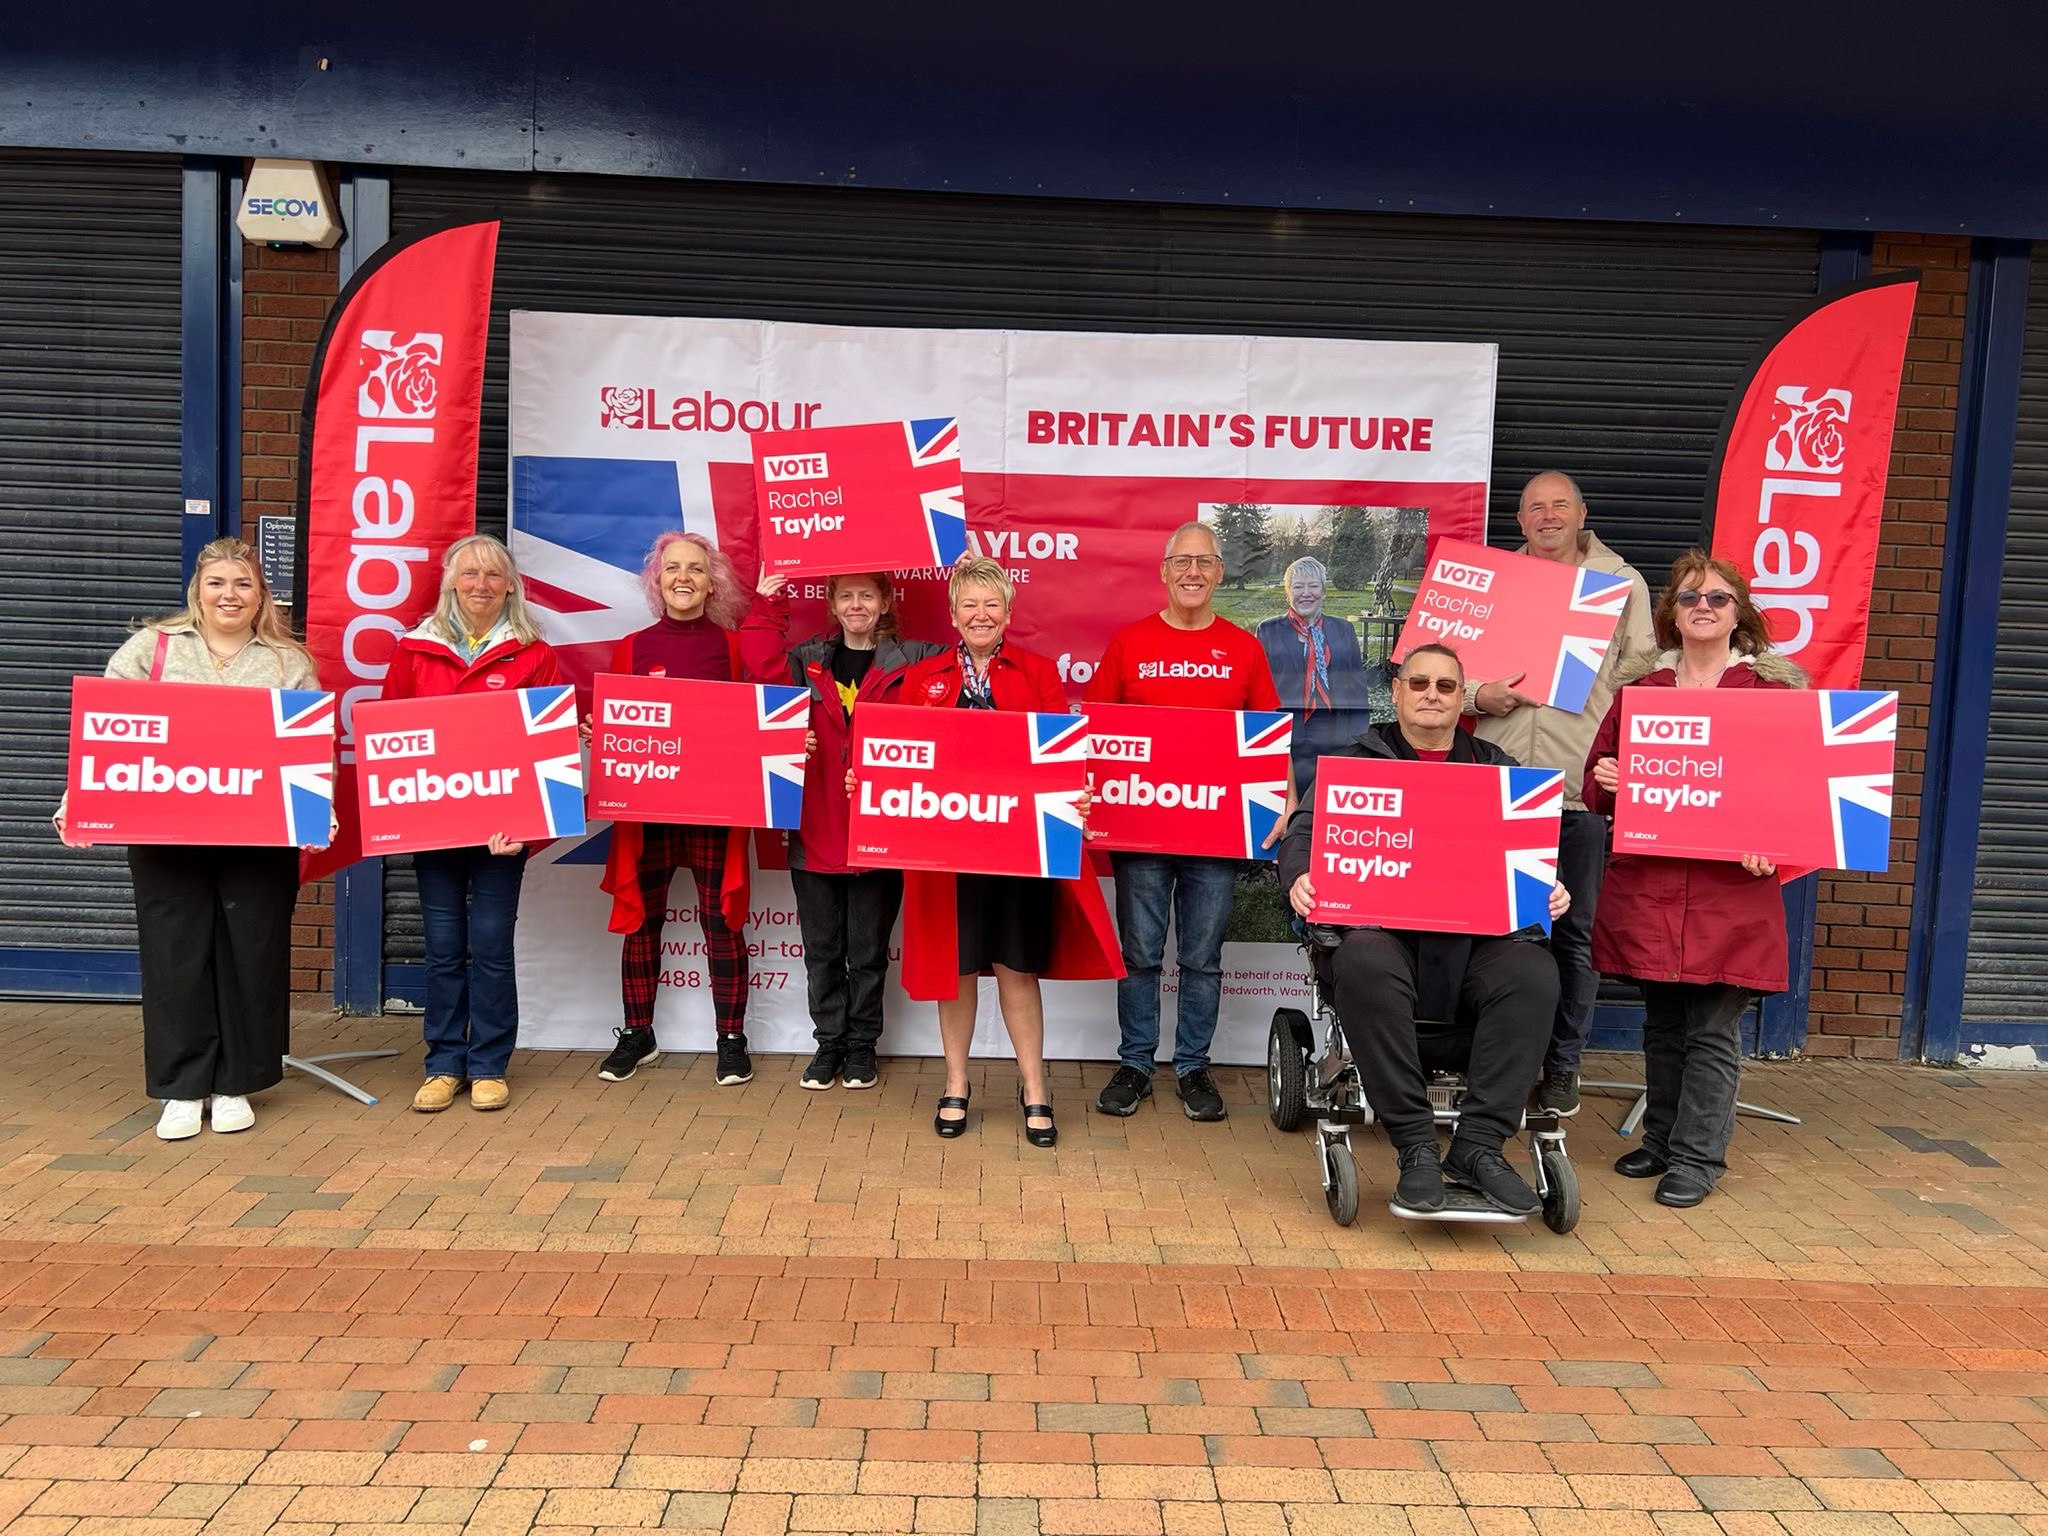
[1266,937,1580,1233]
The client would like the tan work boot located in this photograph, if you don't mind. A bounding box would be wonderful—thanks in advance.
[412,1075,464,1113]
[470,1079,509,1112]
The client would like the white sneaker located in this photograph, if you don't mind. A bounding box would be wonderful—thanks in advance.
[209,1095,255,1134]
[156,1100,203,1140]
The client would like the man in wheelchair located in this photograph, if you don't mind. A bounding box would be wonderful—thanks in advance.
[1277,643,1571,1217]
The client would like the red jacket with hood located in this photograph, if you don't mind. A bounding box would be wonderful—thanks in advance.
[1582,648,1805,994]
[891,644,1124,1002]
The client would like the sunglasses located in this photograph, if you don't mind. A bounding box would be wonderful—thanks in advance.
[1401,675,1461,697]
[1675,589,1735,610]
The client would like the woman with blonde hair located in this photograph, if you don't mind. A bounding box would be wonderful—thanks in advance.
[53,536,319,1140]
[1583,550,1804,1209]
[382,533,563,1113]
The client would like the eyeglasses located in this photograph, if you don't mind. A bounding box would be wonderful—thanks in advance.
[1675,589,1734,610]
[1164,555,1223,573]
[1401,675,1461,697]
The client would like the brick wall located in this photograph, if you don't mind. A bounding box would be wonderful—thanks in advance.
[1805,235,1967,1057]
[243,241,342,1000]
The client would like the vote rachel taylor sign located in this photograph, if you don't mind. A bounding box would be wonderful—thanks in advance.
[751,418,969,577]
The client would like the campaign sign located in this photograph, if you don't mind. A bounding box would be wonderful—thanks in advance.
[846,701,1089,879]
[65,677,336,847]
[1084,702,1290,860]
[354,686,585,854]
[1613,688,1895,870]
[589,674,808,828]
[1308,756,1563,935]
[1393,537,1632,714]
[752,417,969,577]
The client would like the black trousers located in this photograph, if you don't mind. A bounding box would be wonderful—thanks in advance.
[128,844,298,1100]
[1640,981,1751,1187]
[1546,809,1609,1079]
[790,867,904,1048]
[1330,928,1558,1152]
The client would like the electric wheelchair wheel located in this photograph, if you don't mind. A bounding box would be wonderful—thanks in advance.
[1323,1137,1360,1227]
[1539,1143,1580,1235]
[1267,1009,1311,1132]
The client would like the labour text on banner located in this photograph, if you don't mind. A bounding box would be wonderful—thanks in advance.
[1308,756,1563,935]
[65,677,337,848]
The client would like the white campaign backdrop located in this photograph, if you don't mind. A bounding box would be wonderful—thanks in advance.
[507,314,1497,1060]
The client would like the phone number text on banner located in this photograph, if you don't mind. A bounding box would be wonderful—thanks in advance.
[65,677,336,847]
[1308,756,1562,936]
[847,702,1090,880]
[355,686,585,855]
[1084,702,1290,861]
[1613,687,1895,870]
[589,675,809,828]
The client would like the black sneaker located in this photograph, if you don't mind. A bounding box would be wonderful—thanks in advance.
[1393,1141,1447,1213]
[597,1027,659,1082]
[1095,1065,1153,1117]
[715,1035,754,1085]
[1175,1068,1227,1122]
[841,1045,879,1090]
[1443,1139,1540,1215]
[799,1048,843,1090]
[1536,1070,1580,1118]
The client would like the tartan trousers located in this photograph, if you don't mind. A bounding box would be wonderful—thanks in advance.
[619,823,749,1035]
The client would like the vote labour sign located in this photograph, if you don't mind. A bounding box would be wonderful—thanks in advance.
[353,685,585,854]
[1393,538,1632,714]
[1083,702,1290,861]
[1308,756,1564,936]
[588,675,808,828]
[1612,688,1895,871]
[65,677,337,847]
[846,701,1090,879]
[751,418,969,577]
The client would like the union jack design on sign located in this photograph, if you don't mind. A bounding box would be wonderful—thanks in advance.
[272,689,340,847]
[1549,568,1635,715]
[1820,690,1896,871]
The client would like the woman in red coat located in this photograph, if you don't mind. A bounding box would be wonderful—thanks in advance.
[889,556,1122,1147]
[1583,550,1805,1209]
[383,534,563,1115]
[595,532,757,1089]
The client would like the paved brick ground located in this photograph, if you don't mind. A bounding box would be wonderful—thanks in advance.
[1,1000,2045,1534]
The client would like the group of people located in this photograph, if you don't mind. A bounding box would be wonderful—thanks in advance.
[63,470,1799,1216]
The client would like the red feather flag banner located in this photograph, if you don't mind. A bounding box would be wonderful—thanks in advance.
[293,220,500,882]
[1704,272,1918,692]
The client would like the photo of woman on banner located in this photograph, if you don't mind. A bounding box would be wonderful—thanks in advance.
[382,534,563,1116]
[595,532,759,1090]
[1255,556,1374,794]
[887,556,1123,1149]
[1583,550,1804,1211]
[742,569,945,1094]
[53,537,321,1142]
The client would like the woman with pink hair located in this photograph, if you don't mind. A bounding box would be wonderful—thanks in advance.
[596,532,757,1087]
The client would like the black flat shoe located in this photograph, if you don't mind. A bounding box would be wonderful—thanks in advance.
[1655,1172,1712,1208]
[1614,1147,1669,1179]
[933,1090,971,1139]
[1019,1087,1057,1149]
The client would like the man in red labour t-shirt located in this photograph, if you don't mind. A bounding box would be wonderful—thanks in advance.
[1083,521,1290,1124]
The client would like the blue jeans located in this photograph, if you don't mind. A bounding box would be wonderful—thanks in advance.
[1111,853,1237,1078]
[413,845,527,1081]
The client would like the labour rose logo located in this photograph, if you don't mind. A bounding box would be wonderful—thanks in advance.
[1765,386,1852,475]
[599,386,648,429]
[357,331,442,420]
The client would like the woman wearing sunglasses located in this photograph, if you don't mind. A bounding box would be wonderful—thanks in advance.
[1582,551,1805,1210]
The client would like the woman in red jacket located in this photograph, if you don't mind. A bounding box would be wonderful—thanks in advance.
[889,557,1122,1148]
[382,534,563,1114]
[1583,551,1805,1209]
[741,570,944,1092]
[596,532,758,1089]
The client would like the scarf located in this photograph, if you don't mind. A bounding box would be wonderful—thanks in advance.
[1289,611,1332,717]
[957,642,1001,709]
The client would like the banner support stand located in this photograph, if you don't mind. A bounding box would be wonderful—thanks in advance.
[1581,1078,1802,1137]
[284,1049,399,1107]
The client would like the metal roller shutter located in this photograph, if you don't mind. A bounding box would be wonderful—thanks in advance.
[383,169,1820,970]
[0,150,185,986]
[1960,278,2048,1029]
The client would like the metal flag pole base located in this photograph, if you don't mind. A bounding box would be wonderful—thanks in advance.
[284,1050,400,1107]
[1580,1078,1803,1138]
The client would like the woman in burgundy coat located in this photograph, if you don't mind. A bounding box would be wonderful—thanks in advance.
[1583,550,1805,1210]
